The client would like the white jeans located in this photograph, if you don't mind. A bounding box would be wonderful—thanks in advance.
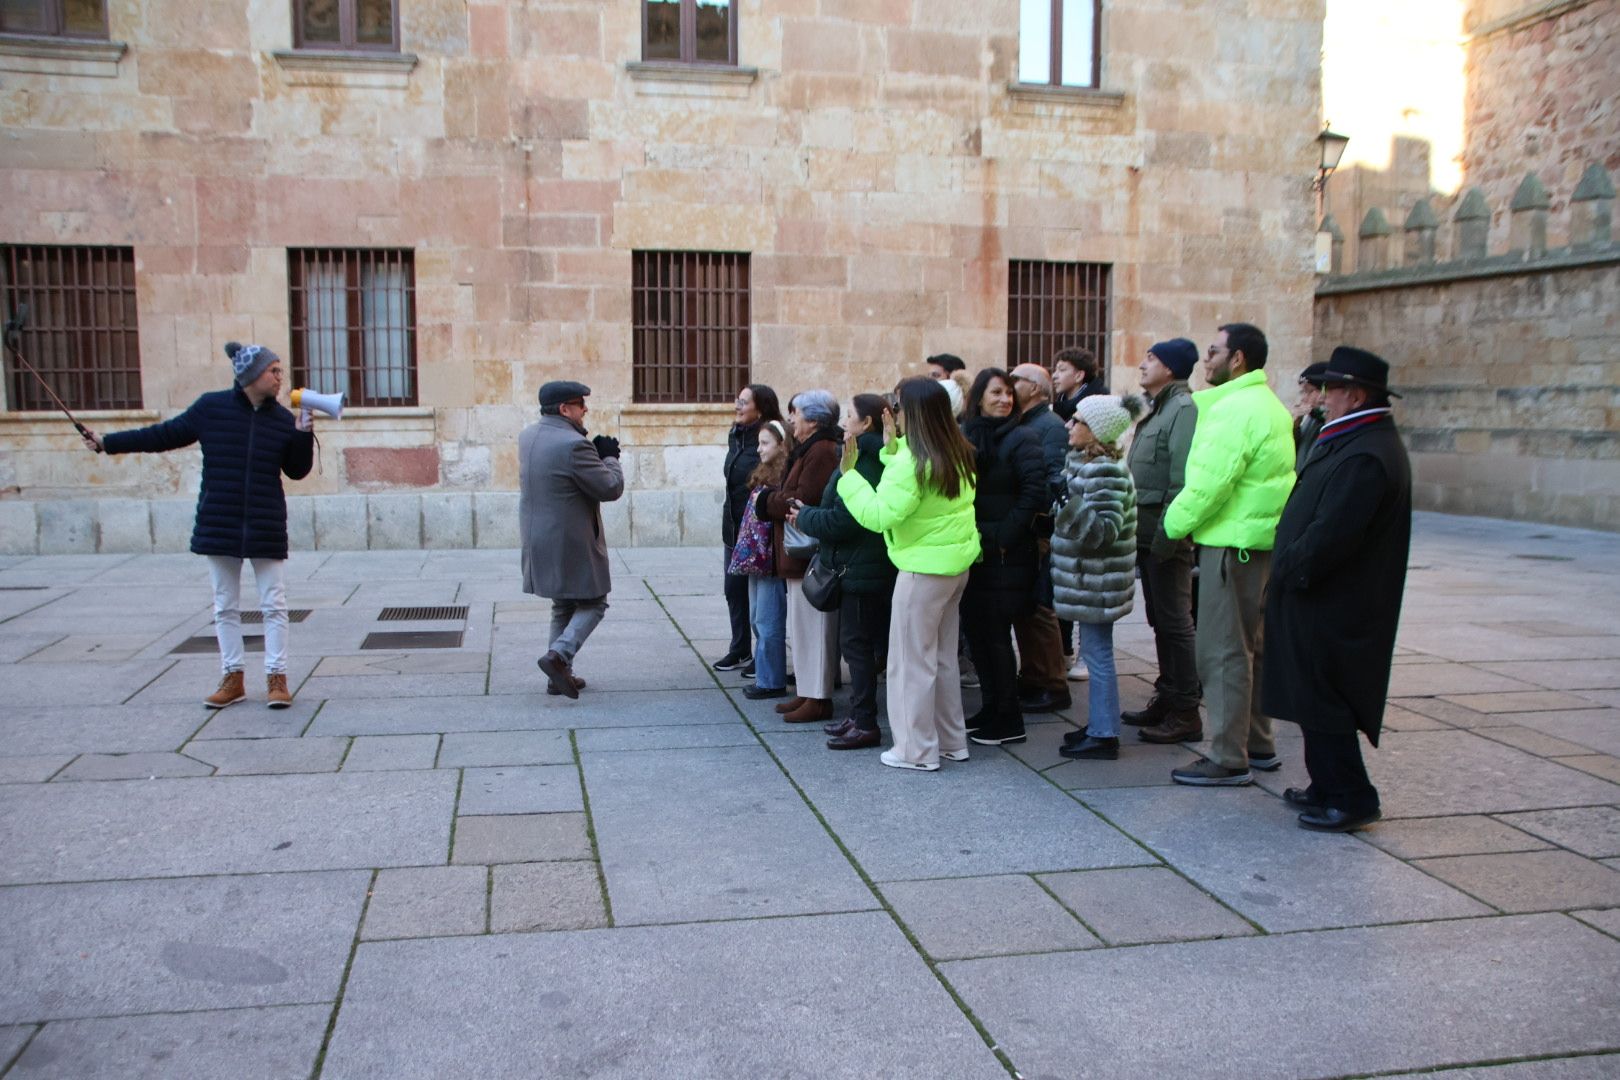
[207,555,289,675]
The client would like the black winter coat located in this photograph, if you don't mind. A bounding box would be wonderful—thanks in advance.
[962,413,1046,616]
[792,432,896,597]
[1261,415,1412,746]
[103,387,315,560]
[721,422,761,548]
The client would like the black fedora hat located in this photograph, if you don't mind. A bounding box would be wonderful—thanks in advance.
[1298,361,1329,387]
[1320,347,1401,398]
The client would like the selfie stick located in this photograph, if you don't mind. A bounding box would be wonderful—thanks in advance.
[2,304,95,442]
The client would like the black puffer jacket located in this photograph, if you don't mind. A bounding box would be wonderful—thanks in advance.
[792,432,896,597]
[962,413,1046,614]
[721,421,761,548]
[103,387,315,559]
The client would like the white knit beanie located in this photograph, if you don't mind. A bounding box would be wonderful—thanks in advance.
[940,376,964,418]
[1073,393,1147,445]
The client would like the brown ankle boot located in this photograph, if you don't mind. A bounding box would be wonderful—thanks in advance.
[1138,707,1202,744]
[205,671,246,709]
[774,696,808,715]
[266,673,293,710]
[1121,697,1170,726]
[783,698,834,724]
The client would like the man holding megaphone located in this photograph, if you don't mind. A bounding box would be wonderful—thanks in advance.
[81,342,316,710]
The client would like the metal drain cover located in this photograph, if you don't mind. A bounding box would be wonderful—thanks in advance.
[360,630,465,650]
[378,606,468,621]
[217,610,313,625]
[173,635,264,654]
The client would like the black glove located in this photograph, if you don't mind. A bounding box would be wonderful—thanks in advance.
[591,435,621,460]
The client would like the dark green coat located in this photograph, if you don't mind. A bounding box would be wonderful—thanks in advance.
[793,432,896,597]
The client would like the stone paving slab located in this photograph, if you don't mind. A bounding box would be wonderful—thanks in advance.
[2,703,213,757]
[1385,664,1537,697]
[0,754,72,783]
[125,656,321,706]
[0,1025,31,1067]
[1476,725,1606,757]
[1362,815,1554,859]
[9,1005,330,1079]
[1442,690,1608,714]
[574,722,757,753]
[437,730,572,767]
[0,871,368,1022]
[0,771,455,884]
[0,630,65,662]
[297,672,492,700]
[1039,866,1258,945]
[191,704,317,740]
[1511,710,1620,757]
[322,913,1007,1080]
[1479,661,1620,691]
[56,751,215,781]
[1410,1056,1620,1079]
[941,914,1620,1080]
[310,690,735,736]
[450,813,592,865]
[342,734,440,771]
[762,731,1158,882]
[362,866,488,941]
[582,745,874,924]
[1573,908,1620,938]
[1416,851,1620,912]
[489,861,608,933]
[1559,755,1620,784]
[1498,807,1620,858]
[879,874,1100,960]
[1081,786,1493,931]
[184,736,351,775]
[459,765,583,815]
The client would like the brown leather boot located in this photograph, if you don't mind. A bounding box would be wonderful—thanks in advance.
[1121,696,1170,727]
[205,671,246,709]
[266,673,293,710]
[1138,707,1203,744]
[782,698,834,724]
[774,696,808,715]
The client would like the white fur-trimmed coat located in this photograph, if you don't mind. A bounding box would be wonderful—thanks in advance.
[1051,450,1137,625]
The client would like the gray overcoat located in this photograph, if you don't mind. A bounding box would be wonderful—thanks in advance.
[519,415,625,600]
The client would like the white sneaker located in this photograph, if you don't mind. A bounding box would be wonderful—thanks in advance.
[1067,659,1090,681]
[880,749,939,772]
[940,748,969,762]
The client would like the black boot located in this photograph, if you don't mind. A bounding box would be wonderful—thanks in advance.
[1120,696,1169,727]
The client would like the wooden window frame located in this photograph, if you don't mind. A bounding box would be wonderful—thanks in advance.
[631,250,751,405]
[1026,0,1101,90]
[1006,259,1111,382]
[0,0,109,39]
[292,0,401,53]
[287,248,418,408]
[0,244,141,411]
[641,0,738,67]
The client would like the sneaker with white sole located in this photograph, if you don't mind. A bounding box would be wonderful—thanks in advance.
[940,748,970,762]
[1248,752,1282,772]
[880,749,939,772]
[1066,659,1090,681]
[1171,757,1253,787]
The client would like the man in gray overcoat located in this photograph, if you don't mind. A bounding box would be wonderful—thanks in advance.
[521,380,625,699]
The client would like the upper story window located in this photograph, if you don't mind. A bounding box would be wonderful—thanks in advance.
[0,0,108,38]
[294,0,399,51]
[288,249,417,407]
[1007,259,1111,377]
[1,245,142,411]
[1018,0,1100,89]
[643,0,737,66]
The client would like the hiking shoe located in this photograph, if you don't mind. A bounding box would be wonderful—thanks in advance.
[713,652,751,671]
[1121,697,1170,727]
[880,749,939,772]
[1171,758,1253,787]
[537,651,578,699]
[1138,709,1203,744]
[266,673,293,709]
[1248,752,1282,772]
[205,671,246,709]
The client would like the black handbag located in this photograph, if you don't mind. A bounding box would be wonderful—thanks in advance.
[801,552,844,612]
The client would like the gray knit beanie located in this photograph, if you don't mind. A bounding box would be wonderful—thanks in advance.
[226,341,279,387]
[1073,393,1148,445]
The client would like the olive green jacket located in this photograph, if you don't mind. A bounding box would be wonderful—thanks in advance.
[1126,380,1196,509]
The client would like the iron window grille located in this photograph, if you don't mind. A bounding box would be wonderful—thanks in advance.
[632,251,751,405]
[0,0,107,38]
[1007,260,1111,377]
[293,0,399,51]
[288,248,417,407]
[1,245,141,411]
[642,0,737,66]
[1017,0,1101,89]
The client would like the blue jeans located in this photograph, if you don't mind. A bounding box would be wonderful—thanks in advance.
[1078,621,1121,738]
[749,575,787,691]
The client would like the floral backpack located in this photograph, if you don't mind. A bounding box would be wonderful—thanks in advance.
[728,486,775,576]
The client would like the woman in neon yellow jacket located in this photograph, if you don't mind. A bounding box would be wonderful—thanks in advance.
[838,376,980,772]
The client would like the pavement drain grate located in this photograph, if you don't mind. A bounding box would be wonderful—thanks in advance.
[214,609,313,625]
[378,605,469,621]
[360,630,465,650]
[173,635,264,654]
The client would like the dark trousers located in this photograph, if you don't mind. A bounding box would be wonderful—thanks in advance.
[723,545,751,658]
[839,588,891,730]
[962,594,1021,728]
[1058,617,1075,657]
[1137,533,1200,711]
[1302,728,1380,816]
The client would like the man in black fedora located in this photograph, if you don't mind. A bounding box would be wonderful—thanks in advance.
[1261,346,1411,831]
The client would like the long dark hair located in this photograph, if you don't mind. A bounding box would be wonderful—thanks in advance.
[965,367,1015,421]
[746,384,784,426]
[851,393,887,433]
[896,376,975,500]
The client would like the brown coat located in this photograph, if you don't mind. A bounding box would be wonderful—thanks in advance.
[759,430,842,579]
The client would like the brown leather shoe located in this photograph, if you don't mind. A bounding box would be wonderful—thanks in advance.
[1121,697,1170,727]
[546,674,587,697]
[782,698,834,723]
[774,696,808,715]
[205,671,246,709]
[824,716,857,736]
[1138,707,1203,744]
[266,673,293,710]
[827,726,881,750]
[537,651,578,699]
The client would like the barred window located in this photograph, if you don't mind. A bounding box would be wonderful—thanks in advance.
[1007,260,1111,376]
[294,0,398,51]
[1018,0,1101,89]
[632,251,750,405]
[643,0,737,65]
[288,249,417,407]
[0,0,107,38]
[1,245,140,411]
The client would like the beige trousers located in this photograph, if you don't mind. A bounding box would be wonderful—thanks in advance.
[786,577,839,699]
[886,569,971,766]
[1196,545,1277,770]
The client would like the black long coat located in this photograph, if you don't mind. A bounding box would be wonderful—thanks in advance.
[721,422,760,548]
[962,414,1046,619]
[1261,415,1412,746]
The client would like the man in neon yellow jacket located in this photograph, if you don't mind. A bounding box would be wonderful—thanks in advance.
[1159,323,1296,786]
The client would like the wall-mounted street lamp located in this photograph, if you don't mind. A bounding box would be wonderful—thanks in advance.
[1314,125,1350,274]
[1314,125,1350,193]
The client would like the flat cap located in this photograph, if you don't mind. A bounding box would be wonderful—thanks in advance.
[538,380,592,407]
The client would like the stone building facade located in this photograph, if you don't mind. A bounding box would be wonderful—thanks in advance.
[1,0,1325,553]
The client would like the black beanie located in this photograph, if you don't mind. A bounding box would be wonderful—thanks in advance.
[1148,338,1199,380]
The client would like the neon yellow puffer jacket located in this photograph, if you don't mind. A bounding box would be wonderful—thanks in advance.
[838,436,980,575]
[1162,369,1296,551]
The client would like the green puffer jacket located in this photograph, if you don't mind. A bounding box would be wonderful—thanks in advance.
[1051,450,1137,625]
[1127,381,1196,509]
[838,436,979,576]
[1163,369,1295,551]
[793,432,896,596]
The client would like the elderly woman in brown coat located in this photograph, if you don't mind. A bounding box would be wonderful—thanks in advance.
[758,389,843,724]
